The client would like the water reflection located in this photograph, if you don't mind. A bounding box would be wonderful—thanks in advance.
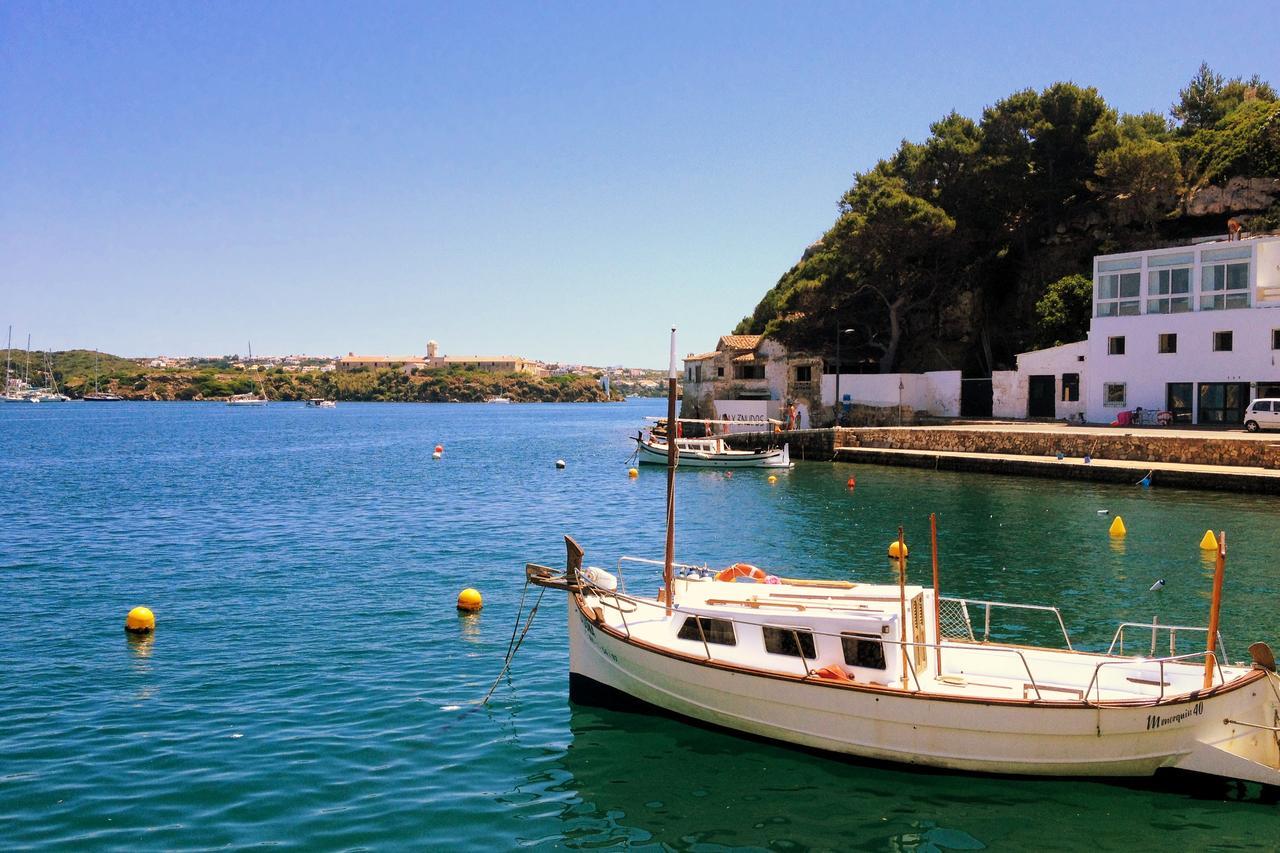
[535,705,1271,850]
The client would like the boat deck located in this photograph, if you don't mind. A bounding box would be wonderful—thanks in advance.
[583,575,1237,705]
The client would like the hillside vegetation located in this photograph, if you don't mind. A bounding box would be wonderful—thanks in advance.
[736,65,1280,374]
[3,350,618,402]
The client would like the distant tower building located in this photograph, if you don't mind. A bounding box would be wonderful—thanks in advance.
[427,340,439,359]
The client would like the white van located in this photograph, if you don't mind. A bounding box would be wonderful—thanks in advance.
[1244,398,1280,432]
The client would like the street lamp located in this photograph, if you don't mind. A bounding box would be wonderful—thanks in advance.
[834,327,855,426]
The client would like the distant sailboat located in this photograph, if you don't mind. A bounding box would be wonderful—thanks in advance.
[227,341,269,406]
[1,325,33,402]
[83,350,123,401]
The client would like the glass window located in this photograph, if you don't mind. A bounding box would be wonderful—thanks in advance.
[1061,373,1080,402]
[1147,252,1195,268]
[1213,331,1233,352]
[1200,262,1250,310]
[1201,245,1251,262]
[1158,333,1177,354]
[1097,257,1142,272]
[841,633,887,670]
[1147,267,1192,313]
[1272,330,1280,351]
[762,626,816,659]
[1166,382,1192,423]
[1104,383,1126,407]
[1255,401,1273,412]
[677,617,736,646]
[1108,336,1125,355]
[794,365,812,383]
[1097,272,1141,316]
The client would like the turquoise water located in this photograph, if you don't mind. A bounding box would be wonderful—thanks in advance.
[1,399,1278,849]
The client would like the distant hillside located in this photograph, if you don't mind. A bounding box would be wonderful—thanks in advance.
[736,65,1280,374]
[2,349,619,402]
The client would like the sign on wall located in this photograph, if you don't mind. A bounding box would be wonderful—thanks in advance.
[713,399,772,433]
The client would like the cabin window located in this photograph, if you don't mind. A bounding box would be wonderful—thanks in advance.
[841,632,886,670]
[762,626,816,659]
[677,616,736,646]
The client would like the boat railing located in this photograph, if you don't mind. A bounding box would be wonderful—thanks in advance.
[581,580,1235,705]
[583,581,1054,699]
[1082,650,1227,704]
[940,596,1074,651]
[1107,621,1227,661]
[614,556,711,595]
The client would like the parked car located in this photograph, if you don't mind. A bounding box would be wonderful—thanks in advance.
[1243,398,1280,432]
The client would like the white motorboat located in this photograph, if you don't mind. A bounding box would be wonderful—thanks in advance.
[305,398,336,408]
[485,396,512,404]
[526,329,1280,790]
[634,433,792,468]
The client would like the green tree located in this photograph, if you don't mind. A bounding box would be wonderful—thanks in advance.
[1034,274,1093,347]
[1092,138,1181,236]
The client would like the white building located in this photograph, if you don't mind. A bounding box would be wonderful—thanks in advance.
[1082,234,1280,424]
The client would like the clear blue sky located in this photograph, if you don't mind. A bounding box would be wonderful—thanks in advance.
[2,2,1276,367]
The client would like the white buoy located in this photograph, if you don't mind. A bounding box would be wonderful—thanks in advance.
[432,451,442,460]
[555,459,566,469]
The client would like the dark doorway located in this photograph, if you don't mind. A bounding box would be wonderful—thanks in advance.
[1027,375,1056,418]
[1197,382,1250,425]
[1166,382,1193,424]
[960,378,993,418]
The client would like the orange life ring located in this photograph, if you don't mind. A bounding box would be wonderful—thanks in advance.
[714,562,768,582]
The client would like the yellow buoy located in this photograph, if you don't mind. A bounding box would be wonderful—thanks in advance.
[887,541,908,559]
[627,468,638,478]
[457,588,483,612]
[124,606,155,634]
[1109,515,1127,537]
[768,475,778,484]
[1199,529,1218,550]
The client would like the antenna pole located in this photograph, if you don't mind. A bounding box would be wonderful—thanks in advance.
[663,327,678,612]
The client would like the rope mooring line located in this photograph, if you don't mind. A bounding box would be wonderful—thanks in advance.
[482,581,548,705]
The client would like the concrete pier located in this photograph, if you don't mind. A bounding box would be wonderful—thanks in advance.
[727,423,1280,493]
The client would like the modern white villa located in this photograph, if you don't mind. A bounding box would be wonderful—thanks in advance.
[1009,233,1280,425]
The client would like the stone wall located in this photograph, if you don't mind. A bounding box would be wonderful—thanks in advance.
[837,427,1280,469]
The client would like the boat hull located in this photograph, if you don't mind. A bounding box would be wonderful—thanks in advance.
[565,597,1280,783]
[634,439,792,468]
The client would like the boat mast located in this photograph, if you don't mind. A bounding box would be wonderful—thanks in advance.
[663,327,678,609]
[1203,530,1226,689]
[897,525,908,689]
[25,334,31,383]
[930,513,942,677]
[4,325,11,390]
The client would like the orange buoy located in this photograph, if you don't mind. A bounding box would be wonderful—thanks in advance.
[434,444,444,453]
[457,588,482,612]
[847,476,856,489]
